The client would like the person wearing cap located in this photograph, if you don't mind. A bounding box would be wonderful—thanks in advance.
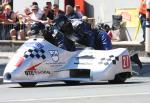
[74,5,83,19]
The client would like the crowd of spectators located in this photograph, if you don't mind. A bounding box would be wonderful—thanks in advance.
[0,1,84,40]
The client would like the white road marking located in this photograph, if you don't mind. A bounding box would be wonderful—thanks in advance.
[2,92,150,102]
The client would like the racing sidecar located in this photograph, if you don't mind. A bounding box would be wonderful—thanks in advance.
[3,38,132,87]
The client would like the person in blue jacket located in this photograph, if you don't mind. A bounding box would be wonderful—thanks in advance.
[94,29,112,50]
[71,18,112,50]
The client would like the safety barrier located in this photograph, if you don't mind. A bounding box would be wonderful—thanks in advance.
[0,23,13,40]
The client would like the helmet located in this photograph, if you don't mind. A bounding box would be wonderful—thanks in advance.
[30,22,45,35]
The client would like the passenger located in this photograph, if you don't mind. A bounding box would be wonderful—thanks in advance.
[71,18,95,48]
[94,29,112,50]
[95,23,112,40]
[65,5,79,19]
[71,17,112,50]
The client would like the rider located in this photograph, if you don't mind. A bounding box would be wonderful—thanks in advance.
[51,14,76,51]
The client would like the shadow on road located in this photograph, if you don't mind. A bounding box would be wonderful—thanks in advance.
[9,81,145,88]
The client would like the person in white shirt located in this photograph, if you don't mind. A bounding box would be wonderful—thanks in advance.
[30,5,43,22]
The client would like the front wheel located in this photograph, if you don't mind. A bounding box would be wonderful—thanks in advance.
[19,82,37,87]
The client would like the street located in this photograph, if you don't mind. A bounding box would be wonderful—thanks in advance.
[0,58,150,103]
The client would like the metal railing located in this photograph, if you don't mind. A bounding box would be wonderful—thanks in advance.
[0,23,13,40]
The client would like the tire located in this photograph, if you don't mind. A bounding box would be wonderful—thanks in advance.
[108,74,127,84]
[19,82,37,87]
[64,81,80,85]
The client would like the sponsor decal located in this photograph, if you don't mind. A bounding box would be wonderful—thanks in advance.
[122,55,130,69]
[15,57,25,67]
[24,48,46,60]
[25,62,51,76]
[121,12,131,21]
[26,62,42,71]
[49,50,59,62]
[24,42,44,50]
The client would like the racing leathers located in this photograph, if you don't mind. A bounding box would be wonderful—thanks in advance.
[52,14,76,51]
[71,19,112,50]
[94,29,112,50]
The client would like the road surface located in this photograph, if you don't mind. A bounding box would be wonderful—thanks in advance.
[0,58,150,103]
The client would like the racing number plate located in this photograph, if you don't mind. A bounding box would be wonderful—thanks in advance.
[122,55,130,69]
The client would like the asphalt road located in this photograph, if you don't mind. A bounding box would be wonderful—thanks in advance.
[0,58,150,103]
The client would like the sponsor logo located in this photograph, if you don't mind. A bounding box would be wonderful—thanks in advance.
[24,42,44,50]
[122,55,130,69]
[25,62,51,76]
[49,50,59,62]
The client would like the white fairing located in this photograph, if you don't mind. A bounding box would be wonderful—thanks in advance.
[3,38,132,83]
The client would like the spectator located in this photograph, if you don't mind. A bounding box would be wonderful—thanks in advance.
[139,0,146,43]
[65,5,79,19]
[3,4,17,23]
[31,1,38,6]
[46,1,54,13]
[53,4,64,18]
[30,1,43,19]
[2,0,12,7]
[74,5,83,19]
[10,14,26,40]
[43,5,53,20]
[9,7,32,40]
[24,7,31,16]
[40,6,53,24]
[0,5,5,22]
[29,5,43,22]
[27,2,43,35]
